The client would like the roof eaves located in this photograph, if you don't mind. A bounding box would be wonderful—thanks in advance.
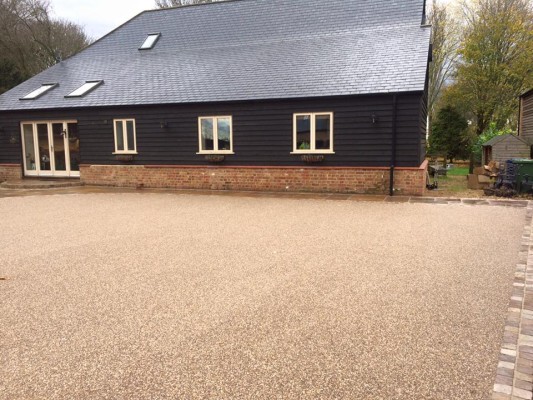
[483,135,506,146]
[520,88,533,98]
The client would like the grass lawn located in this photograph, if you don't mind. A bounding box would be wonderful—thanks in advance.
[431,166,484,197]
[446,166,469,177]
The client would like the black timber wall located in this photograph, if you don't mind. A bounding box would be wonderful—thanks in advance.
[521,91,533,143]
[0,93,426,168]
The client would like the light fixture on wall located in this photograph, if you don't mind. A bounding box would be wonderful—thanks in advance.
[371,114,379,124]
[160,121,169,129]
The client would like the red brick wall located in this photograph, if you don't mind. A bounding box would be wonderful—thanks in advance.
[0,164,22,182]
[80,162,427,196]
[394,160,428,196]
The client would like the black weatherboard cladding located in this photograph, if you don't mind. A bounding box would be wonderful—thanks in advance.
[0,93,425,168]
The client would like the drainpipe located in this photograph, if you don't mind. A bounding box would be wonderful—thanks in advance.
[390,94,398,196]
[422,0,427,24]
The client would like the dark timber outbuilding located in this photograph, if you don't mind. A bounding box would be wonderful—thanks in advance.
[0,0,432,195]
[520,89,533,144]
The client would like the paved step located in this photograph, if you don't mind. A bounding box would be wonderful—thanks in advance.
[0,179,83,189]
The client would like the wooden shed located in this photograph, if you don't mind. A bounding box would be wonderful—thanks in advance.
[482,134,530,165]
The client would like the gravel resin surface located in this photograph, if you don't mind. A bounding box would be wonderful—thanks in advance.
[0,193,525,399]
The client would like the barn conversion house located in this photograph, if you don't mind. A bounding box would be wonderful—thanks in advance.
[0,0,431,195]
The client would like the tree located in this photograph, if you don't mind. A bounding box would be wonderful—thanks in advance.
[0,0,91,94]
[452,0,533,136]
[155,0,220,8]
[429,105,471,163]
[0,59,24,93]
[428,0,460,126]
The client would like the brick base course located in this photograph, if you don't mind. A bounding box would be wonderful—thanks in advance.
[80,161,427,196]
[0,164,22,182]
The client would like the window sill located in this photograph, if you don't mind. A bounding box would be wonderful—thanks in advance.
[113,151,138,155]
[291,151,335,155]
[196,152,234,155]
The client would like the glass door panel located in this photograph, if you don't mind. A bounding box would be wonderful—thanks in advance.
[22,124,37,172]
[67,123,80,173]
[36,123,51,172]
[51,123,67,172]
[21,120,79,177]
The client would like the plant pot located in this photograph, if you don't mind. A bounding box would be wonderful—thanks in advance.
[301,154,325,164]
[205,155,225,163]
[115,154,135,162]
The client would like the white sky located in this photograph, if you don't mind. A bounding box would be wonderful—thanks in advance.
[50,0,155,40]
[50,0,460,41]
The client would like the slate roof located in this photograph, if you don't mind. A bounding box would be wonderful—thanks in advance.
[0,0,431,111]
[483,134,529,147]
[521,89,533,99]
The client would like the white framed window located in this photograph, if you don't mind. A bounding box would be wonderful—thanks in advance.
[139,33,161,50]
[113,119,137,154]
[20,83,58,100]
[292,112,334,154]
[65,80,103,98]
[197,116,233,154]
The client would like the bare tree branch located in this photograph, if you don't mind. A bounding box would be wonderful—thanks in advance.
[155,0,221,8]
[428,0,461,122]
[0,0,90,92]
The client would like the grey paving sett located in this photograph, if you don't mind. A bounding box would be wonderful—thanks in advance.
[0,191,527,399]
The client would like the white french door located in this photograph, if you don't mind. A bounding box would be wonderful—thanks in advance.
[21,121,80,178]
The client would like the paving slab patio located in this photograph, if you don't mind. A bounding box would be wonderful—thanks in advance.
[0,191,528,399]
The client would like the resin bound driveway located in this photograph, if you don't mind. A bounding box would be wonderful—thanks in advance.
[0,190,527,399]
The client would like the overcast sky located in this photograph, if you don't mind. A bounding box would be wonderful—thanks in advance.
[50,0,459,41]
[50,0,155,40]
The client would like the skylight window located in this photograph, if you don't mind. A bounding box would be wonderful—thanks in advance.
[21,83,58,100]
[65,80,103,98]
[139,33,161,50]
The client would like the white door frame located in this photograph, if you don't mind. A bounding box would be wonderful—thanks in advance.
[20,120,79,178]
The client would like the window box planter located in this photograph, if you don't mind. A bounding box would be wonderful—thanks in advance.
[300,154,325,164]
[115,154,135,162]
[205,155,225,163]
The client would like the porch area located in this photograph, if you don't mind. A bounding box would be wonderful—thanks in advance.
[0,178,82,189]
